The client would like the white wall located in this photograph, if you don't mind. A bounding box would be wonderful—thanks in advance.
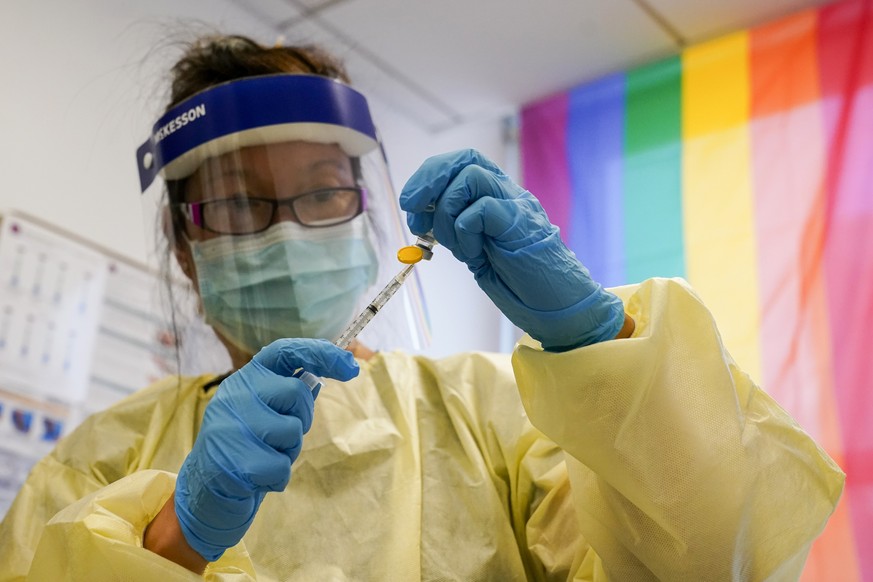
[0,0,273,262]
[367,100,514,357]
[0,0,511,359]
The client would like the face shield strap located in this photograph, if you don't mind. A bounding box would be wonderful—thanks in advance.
[136,74,380,192]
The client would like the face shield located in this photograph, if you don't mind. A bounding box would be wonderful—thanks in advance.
[135,74,430,357]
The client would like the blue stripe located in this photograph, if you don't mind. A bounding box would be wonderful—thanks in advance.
[567,73,627,287]
[136,74,377,191]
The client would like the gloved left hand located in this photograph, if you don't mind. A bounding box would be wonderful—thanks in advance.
[400,149,625,351]
[174,338,359,562]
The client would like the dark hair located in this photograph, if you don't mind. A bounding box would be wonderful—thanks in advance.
[165,34,350,111]
[163,35,352,242]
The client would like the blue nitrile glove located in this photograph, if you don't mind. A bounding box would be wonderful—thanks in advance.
[400,149,625,351]
[174,338,359,561]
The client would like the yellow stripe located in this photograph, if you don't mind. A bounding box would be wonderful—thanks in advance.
[684,32,751,136]
[682,31,762,382]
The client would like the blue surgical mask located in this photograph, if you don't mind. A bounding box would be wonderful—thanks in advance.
[189,219,378,355]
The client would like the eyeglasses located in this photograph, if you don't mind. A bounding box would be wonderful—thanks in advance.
[177,187,366,235]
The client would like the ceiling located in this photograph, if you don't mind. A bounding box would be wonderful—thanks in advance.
[224,0,837,133]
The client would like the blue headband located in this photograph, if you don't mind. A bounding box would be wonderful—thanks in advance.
[136,74,379,192]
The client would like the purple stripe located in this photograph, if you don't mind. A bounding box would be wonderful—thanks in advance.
[520,93,572,242]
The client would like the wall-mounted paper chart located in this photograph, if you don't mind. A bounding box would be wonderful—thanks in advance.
[0,210,229,517]
[0,215,107,404]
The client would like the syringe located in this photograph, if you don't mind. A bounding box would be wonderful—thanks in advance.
[335,233,436,349]
[295,233,436,392]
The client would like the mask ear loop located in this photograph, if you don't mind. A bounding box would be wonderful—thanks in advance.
[161,180,207,330]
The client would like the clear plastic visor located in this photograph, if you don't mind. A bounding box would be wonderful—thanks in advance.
[137,76,429,359]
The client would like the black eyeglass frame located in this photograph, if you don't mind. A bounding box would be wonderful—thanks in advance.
[176,186,367,235]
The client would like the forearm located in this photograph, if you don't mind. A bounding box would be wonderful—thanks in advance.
[17,469,254,579]
[614,313,635,339]
[144,492,208,574]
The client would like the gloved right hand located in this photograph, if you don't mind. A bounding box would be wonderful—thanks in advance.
[174,338,359,562]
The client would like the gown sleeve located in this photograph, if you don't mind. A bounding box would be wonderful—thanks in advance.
[23,470,254,581]
[0,376,254,581]
[511,277,844,581]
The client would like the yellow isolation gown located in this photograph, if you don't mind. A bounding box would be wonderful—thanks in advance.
[0,279,844,581]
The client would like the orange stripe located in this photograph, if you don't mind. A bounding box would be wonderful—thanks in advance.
[751,10,820,115]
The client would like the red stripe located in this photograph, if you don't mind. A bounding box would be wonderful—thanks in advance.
[751,8,862,579]
[819,1,873,578]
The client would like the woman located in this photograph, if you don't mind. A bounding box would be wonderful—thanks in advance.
[0,35,843,581]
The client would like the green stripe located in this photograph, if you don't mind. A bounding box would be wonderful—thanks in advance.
[623,56,686,282]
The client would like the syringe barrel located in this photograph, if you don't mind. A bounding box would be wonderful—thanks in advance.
[371,276,405,311]
[334,264,415,349]
[334,304,376,349]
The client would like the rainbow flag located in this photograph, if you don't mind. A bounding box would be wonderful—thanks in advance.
[520,1,872,579]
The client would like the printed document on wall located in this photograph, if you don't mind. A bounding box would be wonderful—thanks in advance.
[0,216,107,404]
